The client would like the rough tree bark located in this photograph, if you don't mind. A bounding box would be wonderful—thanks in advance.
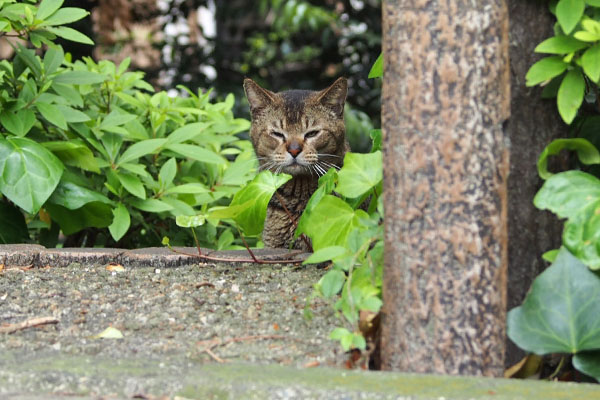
[505,0,564,367]
[381,0,510,376]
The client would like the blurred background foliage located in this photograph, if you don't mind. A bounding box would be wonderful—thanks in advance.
[1,0,382,151]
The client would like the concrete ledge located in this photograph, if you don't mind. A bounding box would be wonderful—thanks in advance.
[0,244,309,268]
[1,353,599,399]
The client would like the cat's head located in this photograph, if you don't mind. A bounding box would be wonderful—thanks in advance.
[243,77,349,178]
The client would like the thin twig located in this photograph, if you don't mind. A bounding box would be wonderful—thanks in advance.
[0,316,58,334]
[204,347,226,363]
[167,246,303,265]
[236,225,261,263]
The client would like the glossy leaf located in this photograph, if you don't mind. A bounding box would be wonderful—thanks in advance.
[167,143,226,165]
[573,351,600,382]
[507,248,600,354]
[336,151,382,198]
[36,0,64,20]
[0,109,36,137]
[318,269,345,298]
[368,53,383,78]
[563,206,600,269]
[118,138,167,164]
[35,102,67,129]
[0,201,29,243]
[48,181,111,209]
[176,214,206,228]
[0,137,63,214]
[46,201,112,235]
[116,172,146,199]
[53,70,106,85]
[581,44,600,83]
[304,245,348,265]
[43,140,99,172]
[129,198,173,213]
[41,7,88,26]
[45,27,93,45]
[534,170,600,219]
[534,36,588,54]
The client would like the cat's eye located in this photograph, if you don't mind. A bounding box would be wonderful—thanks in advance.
[304,130,320,139]
[271,130,285,140]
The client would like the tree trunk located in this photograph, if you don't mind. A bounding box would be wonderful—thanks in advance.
[380,0,510,376]
[504,0,565,367]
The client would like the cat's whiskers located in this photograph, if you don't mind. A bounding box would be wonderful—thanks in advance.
[317,153,342,159]
[314,163,326,176]
[319,161,340,170]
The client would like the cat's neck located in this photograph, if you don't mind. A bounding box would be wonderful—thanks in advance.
[278,175,319,200]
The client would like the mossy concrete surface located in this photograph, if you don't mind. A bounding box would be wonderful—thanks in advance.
[2,352,600,400]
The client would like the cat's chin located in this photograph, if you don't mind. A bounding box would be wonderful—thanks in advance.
[281,163,313,177]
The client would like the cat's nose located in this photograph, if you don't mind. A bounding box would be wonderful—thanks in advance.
[287,142,302,158]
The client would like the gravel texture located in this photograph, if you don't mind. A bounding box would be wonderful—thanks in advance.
[0,260,343,367]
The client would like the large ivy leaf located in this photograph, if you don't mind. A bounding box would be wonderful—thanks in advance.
[0,201,29,243]
[537,138,600,179]
[534,170,600,220]
[573,351,600,382]
[556,0,585,35]
[0,137,64,214]
[563,205,600,269]
[336,151,382,198]
[557,68,585,124]
[300,195,369,251]
[507,248,600,354]
[295,169,337,238]
[209,171,291,235]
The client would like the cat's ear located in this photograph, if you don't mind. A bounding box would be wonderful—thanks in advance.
[244,78,276,115]
[317,77,347,118]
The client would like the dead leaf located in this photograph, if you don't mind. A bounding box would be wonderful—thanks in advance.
[504,354,542,379]
[92,326,124,339]
[106,263,125,272]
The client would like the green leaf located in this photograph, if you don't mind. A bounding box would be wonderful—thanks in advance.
[319,269,345,298]
[129,198,173,213]
[16,44,42,78]
[368,53,383,78]
[164,183,209,195]
[573,30,600,42]
[167,143,226,165]
[525,56,568,86]
[55,105,90,123]
[100,111,137,130]
[108,203,130,241]
[300,195,368,251]
[53,70,106,85]
[35,102,68,129]
[563,205,600,269]
[36,0,64,20]
[557,68,585,124]
[115,172,146,199]
[581,44,600,83]
[118,138,167,165]
[46,201,112,235]
[165,122,210,145]
[295,169,337,238]
[92,326,124,339]
[45,26,94,45]
[573,351,600,382]
[159,157,177,188]
[542,249,559,262]
[175,214,206,228]
[209,171,292,235]
[534,170,600,219]
[48,180,111,209]
[507,248,600,354]
[537,138,600,179]
[0,109,36,137]
[304,246,348,265]
[534,36,588,54]
[41,7,89,26]
[556,0,585,35]
[370,129,382,153]
[586,0,600,6]
[43,46,64,75]
[336,151,382,198]
[51,82,83,107]
[0,137,64,214]
[0,201,29,244]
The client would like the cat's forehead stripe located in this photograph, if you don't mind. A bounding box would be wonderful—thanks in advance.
[279,90,311,125]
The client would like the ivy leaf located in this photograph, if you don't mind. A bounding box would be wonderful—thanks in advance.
[537,138,600,179]
[336,151,382,198]
[209,171,292,235]
[108,203,130,241]
[563,206,600,269]
[295,169,337,238]
[0,137,63,214]
[175,214,206,228]
[318,269,346,298]
[557,68,585,124]
[0,201,29,244]
[573,351,600,382]
[299,195,369,251]
[525,56,568,86]
[534,170,600,220]
[304,246,349,265]
[556,0,585,35]
[507,247,600,354]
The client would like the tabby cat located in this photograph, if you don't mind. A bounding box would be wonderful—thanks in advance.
[243,77,350,250]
